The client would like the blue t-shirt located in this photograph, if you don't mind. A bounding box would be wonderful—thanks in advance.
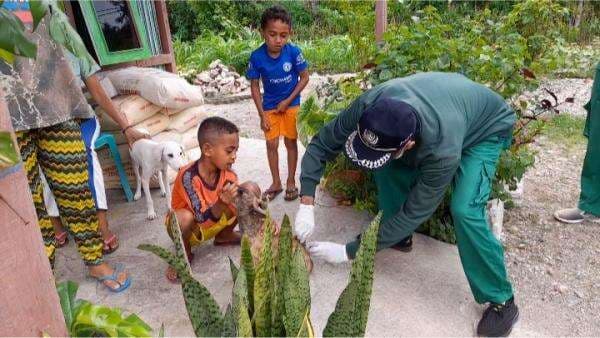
[246,43,308,110]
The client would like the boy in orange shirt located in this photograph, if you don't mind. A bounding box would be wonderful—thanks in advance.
[166,117,241,281]
[247,5,309,201]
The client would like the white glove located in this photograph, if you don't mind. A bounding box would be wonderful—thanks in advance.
[307,241,349,264]
[294,204,315,243]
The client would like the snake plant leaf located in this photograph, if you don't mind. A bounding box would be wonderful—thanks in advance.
[283,246,311,336]
[253,214,274,337]
[138,244,223,337]
[241,235,254,314]
[296,310,315,338]
[221,304,236,337]
[273,214,293,336]
[232,268,253,337]
[323,212,381,337]
[229,257,239,283]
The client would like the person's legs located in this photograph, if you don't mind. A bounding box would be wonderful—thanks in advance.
[283,137,298,199]
[263,110,283,199]
[79,118,117,253]
[265,136,282,199]
[578,79,600,216]
[282,106,299,200]
[16,128,57,266]
[556,65,600,223]
[450,137,517,336]
[39,168,69,246]
[37,120,127,290]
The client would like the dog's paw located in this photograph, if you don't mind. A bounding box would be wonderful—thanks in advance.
[147,211,157,220]
[160,191,166,198]
[134,192,141,200]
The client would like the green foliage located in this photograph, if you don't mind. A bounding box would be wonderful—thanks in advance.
[241,236,255,314]
[139,212,380,337]
[253,217,274,337]
[0,131,20,170]
[229,257,239,283]
[296,0,572,243]
[323,212,381,337]
[537,114,587,148]
[283,248,311,336]
[0,8,37,63]
[139,213,224,337]
[371,2,566,98]
[57,281,153,337]
[174,33,365,81]
[554,39,600,78]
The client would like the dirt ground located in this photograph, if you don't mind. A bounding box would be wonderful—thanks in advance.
[216,75,600,335]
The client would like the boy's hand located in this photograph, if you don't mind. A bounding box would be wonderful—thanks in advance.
[260,116,270,132]
[276,99,291,114]
[219,182,239,205]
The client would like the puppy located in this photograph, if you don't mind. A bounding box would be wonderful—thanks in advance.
[235,181,313,273]
[130,139,186,220]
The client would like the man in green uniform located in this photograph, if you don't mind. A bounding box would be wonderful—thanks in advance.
[555,63,600,224]
[293,72,519,336]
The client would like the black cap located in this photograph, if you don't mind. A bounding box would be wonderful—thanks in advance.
[344,98,418,169]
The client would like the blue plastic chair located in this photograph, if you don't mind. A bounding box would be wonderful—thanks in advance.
[94,133,134,202]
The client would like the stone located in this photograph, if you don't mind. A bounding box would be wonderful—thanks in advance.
[553,283,569,294]
[219,76,235,85]
[209,68,221,78]
[209,59,222,69]
[196,72,211,83]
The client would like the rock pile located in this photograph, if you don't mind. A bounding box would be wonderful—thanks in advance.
[194,60,250,98]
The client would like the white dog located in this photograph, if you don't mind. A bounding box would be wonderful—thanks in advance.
[130,139,186,220]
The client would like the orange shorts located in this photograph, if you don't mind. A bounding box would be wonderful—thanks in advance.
[264,106,299,140]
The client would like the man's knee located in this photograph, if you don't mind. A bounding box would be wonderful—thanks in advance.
[450,199,480,224]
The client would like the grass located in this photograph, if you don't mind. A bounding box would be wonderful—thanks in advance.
[174,33,369,81]
[554,38,600,79]
[540,114,587,148]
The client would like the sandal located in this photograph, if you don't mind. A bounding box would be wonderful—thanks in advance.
[92,263,131,293]
[284,187,299,201]
[103,234,119,254]
[55,231,69,248]
[263,188,283,201]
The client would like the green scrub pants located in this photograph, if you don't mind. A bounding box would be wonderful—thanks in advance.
[579,64,600,216]
[374,137,514,304]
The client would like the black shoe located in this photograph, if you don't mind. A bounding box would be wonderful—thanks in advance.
[391,235,413,252]
[356,234,413,252]
[477,297,519,337]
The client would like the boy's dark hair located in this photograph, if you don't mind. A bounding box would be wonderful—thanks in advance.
[197,117,239,146]
[260,5,291,29]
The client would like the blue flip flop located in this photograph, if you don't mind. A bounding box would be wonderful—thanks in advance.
[94,263,131,293]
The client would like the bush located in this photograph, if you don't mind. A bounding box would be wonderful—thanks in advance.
[298,0,568,243]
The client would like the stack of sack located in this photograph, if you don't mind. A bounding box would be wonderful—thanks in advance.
[193,59,250,98]
[95,67,212,189]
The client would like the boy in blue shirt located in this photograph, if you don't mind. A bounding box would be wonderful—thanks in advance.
[247,5,309,201]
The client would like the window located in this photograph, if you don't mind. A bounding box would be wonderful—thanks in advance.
[79,0,151,65]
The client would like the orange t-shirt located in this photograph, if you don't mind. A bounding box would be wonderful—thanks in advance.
[171,161,238,234]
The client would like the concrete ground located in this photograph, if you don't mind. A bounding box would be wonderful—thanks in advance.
[55,138,542,336]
